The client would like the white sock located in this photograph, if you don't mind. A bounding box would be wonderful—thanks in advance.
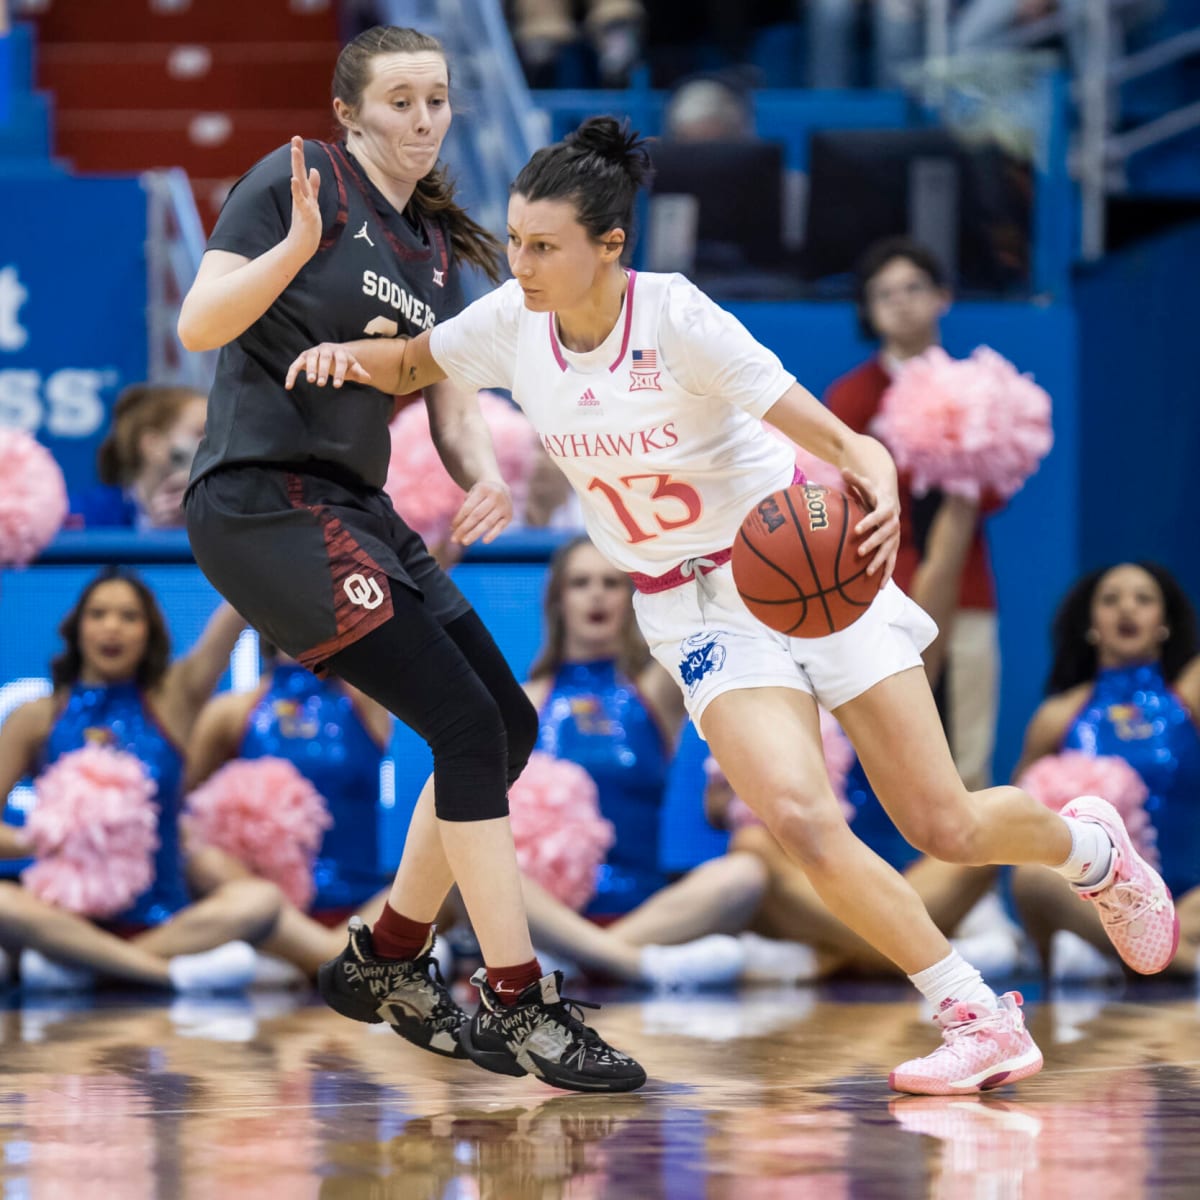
[908,949,998,1012]
[737,932,820,984]
[1052,817,1114,889]
[19,949,96,993]
[167,941,257,994]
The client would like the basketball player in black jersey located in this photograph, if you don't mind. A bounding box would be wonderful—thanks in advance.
[179,25,644,1094]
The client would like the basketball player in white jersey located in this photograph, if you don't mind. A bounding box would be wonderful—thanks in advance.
[287,117,1179,1095]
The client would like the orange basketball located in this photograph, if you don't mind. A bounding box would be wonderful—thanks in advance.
[732,482,883,637]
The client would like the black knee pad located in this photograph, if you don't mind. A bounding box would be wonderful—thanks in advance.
[430,698,512,823]
[504,691,540,788]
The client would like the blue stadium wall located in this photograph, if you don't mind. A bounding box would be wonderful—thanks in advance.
[1075,221,1200,607]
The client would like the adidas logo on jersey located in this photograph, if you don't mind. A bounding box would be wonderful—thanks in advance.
[577,388,600,408]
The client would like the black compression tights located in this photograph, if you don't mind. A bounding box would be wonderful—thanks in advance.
[325,585,538,822]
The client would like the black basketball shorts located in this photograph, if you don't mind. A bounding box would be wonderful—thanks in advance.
[185,465,470,672]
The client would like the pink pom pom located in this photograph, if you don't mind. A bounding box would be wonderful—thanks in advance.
[872,346,1054,501]
[0,428,68,566]
[508,751,615,911]
[1017,751,1157,864]
[22,745,160,918]
[709,709,856,830]
[385,392,537,546]
[183,757,333,909]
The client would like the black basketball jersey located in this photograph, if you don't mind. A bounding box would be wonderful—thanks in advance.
[190,139,466,489]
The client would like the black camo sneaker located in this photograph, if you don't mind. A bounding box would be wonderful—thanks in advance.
[460,968,647,1093]
[317,916,467,1059]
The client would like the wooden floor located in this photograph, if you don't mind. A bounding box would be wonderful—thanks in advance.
[1,978,1198,1198]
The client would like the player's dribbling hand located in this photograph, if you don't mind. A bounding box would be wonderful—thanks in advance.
[450,480,513,546]
[843,467,900,585]
[285,344,372,390]
[286,136,323,261]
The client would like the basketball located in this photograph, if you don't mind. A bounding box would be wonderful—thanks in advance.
[732,482,884,637]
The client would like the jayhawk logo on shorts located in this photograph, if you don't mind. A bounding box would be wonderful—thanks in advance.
[679,633,727,694]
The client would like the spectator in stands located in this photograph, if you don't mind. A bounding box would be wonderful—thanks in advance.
[0,567,272,991]
[70,383,207,529]
[1010,563,1200,977]
[806,0,924,89]
[511,0,645,87]
[662,72,755,143]
[826,237,1002,793]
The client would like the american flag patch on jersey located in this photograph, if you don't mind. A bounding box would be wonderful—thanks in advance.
[629,348,662,392]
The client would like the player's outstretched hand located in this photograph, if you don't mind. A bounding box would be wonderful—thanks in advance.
[450,480,513,546]
[843,468,899,585]
[285,344,372,390]
[286,136,323,262]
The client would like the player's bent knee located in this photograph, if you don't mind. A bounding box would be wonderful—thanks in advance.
[504,692,539,786]
[905,813,985,865]
[429,696,511,821]
[767,800,853,873]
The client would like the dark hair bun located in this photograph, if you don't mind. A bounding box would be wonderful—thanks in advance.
[568,117,653,188]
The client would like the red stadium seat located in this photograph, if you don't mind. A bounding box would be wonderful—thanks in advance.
[24,0,341,228]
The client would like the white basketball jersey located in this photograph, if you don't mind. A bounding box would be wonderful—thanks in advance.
[430,271,797,575]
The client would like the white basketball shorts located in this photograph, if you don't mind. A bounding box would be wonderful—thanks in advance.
[633,565,937,731]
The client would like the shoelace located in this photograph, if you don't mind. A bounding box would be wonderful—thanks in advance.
[411,950,466,1025]
[1094,879,1166,927]
[550,992,602,1040]
[940,1006,1014,1044]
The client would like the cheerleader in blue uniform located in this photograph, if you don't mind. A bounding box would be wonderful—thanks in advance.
[1012,562,1200,974]
[0,567,276,990]
[186,648,394,977]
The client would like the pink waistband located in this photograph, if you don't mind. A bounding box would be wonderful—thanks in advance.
[630,546,733,594]
[629,465,806,596]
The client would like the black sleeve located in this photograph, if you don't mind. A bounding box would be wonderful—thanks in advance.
[207,140,340,260]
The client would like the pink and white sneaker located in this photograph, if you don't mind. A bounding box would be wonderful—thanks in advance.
[889,993,1043,1096]
[1061,794,1180,974]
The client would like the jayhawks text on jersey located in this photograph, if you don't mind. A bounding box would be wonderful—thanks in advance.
[430,271,798,575]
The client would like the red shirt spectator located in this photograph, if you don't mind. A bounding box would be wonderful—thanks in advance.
[826,357,997,612]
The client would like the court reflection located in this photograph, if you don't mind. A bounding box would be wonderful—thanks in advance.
[0,988,1196,1198]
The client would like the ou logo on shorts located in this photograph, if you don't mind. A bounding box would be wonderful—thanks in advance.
[343,573,385,610]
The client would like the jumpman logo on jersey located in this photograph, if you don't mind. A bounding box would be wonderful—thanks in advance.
[354,221,375,247]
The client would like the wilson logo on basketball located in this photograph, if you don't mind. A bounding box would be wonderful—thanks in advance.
[756,495,786,533]
[803,484,830,531]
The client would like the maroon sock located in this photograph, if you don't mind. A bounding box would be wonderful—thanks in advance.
[486,958,543,1005]
[371,903,433,960]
